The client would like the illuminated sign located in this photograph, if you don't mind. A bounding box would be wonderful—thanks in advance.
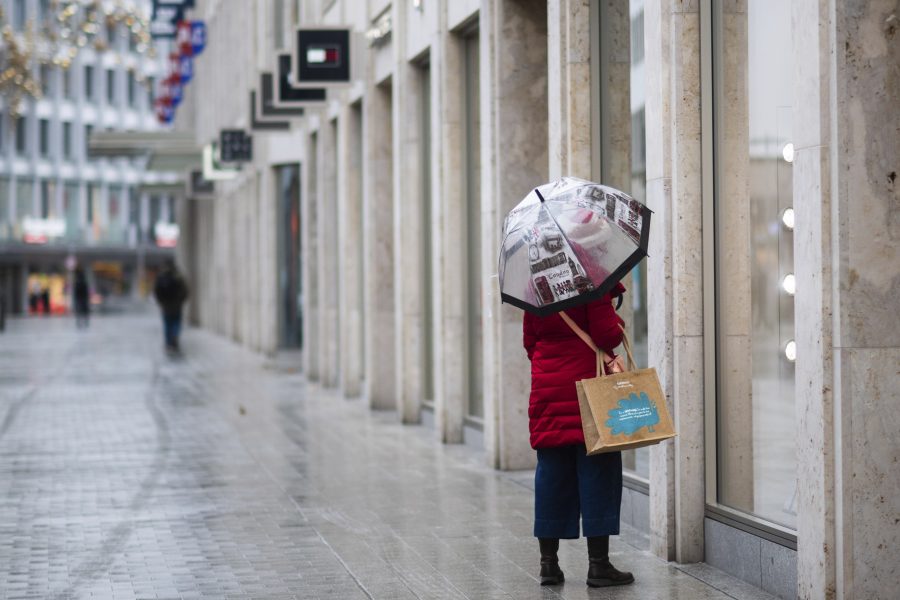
[295,28,351,84]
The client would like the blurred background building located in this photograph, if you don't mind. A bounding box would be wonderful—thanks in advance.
[0,0,179,316]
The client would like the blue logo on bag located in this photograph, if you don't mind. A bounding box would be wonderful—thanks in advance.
[605,392,660,436]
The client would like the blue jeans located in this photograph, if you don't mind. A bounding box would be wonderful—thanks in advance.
[534,444,622,539]
[162,314,182,348]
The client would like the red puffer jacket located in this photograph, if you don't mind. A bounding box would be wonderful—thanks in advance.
[523,284,625,449]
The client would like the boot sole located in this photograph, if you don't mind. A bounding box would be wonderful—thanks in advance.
[586,574,635,587]
[540,573,565,586]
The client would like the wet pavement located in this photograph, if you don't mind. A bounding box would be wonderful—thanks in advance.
[0,313,762,599]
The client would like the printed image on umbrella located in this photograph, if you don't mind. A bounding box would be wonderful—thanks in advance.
[499,177,651,316]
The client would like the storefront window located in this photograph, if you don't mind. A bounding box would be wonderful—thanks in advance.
[464,31,483,420]
[713,0,796,529]
[597,0,650,480]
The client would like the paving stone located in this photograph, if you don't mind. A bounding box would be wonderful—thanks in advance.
[0,313,740,599]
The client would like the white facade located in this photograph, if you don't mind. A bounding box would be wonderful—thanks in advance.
[178,2,900,599]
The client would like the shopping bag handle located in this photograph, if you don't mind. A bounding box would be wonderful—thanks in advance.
[559,311,611,377]
[559,312,638,377]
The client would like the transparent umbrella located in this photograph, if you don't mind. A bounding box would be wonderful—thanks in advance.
[499,177,651,316]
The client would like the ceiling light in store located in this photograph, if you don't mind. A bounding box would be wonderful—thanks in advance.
[782,142,794,163]
[782,207,795,230]
[782,273,796,295]
[784,340,797,362]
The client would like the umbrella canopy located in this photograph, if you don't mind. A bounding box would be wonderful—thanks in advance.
[499,177,651,316]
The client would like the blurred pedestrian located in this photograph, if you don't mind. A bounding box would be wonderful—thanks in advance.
[153,259,189,353]
[523,282,634,588]
[73,269,90,329]
[40,286,51,316]
[28,281,40,314]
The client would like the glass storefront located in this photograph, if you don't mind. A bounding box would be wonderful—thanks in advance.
[277,164,303,348]
[596,0,650,480]
[713,0,797,529]
[464,30,484,420]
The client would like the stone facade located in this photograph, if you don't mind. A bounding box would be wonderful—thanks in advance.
[177,1,899,598]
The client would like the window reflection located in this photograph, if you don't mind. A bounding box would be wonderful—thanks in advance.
[714,0,797,529]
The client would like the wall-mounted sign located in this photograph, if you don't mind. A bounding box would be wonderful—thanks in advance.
[294,28,351,84]
[154,222,180,248]
[259,73,304,117]
[203,143,239,181]
[274,54,327,107]
[23,217,66,244]
[219,129,253,163]
[249,91,290,131]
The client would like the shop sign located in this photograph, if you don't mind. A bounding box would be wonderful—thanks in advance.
[154,222,180,248]
[276,54,327,104]
[22,217,66,244]
[295,28,351,84]
[219,129,253,162]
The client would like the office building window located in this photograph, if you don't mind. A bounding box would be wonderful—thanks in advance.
[107,69,116,104]
[15,118,27,155]
[16,180,34,223]
[147,77,155,107]
[62,67,72,99]
[84,65,94,100]
[40,180,57,218]
[39,119,49,157]
[0,178,9,235]
[127,72,136,107]
[84,124,93,155]
[713,0,797,529]
[62,122,72,159]
[63,182,80,241]
[12,0,26,30]
[40,65,52,97]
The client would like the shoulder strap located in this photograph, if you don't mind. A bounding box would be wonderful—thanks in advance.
[559,311,609,377]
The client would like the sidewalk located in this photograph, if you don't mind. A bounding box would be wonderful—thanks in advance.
[0,314,768,599]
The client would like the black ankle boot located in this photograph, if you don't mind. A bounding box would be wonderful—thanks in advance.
[538,538,564,586]
[585,536,634,587]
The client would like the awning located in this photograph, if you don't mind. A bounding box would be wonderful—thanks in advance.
[88,130,202,171]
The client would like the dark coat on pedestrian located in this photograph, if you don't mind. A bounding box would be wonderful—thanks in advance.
[73,272,90,315]
[153,268,189,318]
[523,283,625,449]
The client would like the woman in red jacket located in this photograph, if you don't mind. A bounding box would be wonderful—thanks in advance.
[523,282,634,588]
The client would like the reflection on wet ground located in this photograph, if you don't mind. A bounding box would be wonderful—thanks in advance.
[0,314,750,599]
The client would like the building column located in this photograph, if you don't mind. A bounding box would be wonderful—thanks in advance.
[362,81,396,410]
[794,1,900,598]
[302,124,321,380]
[481,0,548,470]
[391,3,427,424]
[337,103,364,397]
[645,0,705,563]
[319,119,341,386]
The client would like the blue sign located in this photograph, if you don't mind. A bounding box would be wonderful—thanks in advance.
[191,21,206,55]
[605,392,660,436]
[179,55,193,82]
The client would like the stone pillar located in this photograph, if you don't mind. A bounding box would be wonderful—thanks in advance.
[554,0,605,182]
[319,119,341,386]
[302,127,321,381]
[645,0,676,561]
[337,103,365,397]
[481,0,548,470]
[716,0,754,512]
[645,0,705,563]
[362,82,396,410]
[432,9,467,443]
[794,1,900,598]
[392,3,427,424]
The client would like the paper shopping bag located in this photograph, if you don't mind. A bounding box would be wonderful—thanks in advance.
[576,366,675,455]
[559,311,676,455]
